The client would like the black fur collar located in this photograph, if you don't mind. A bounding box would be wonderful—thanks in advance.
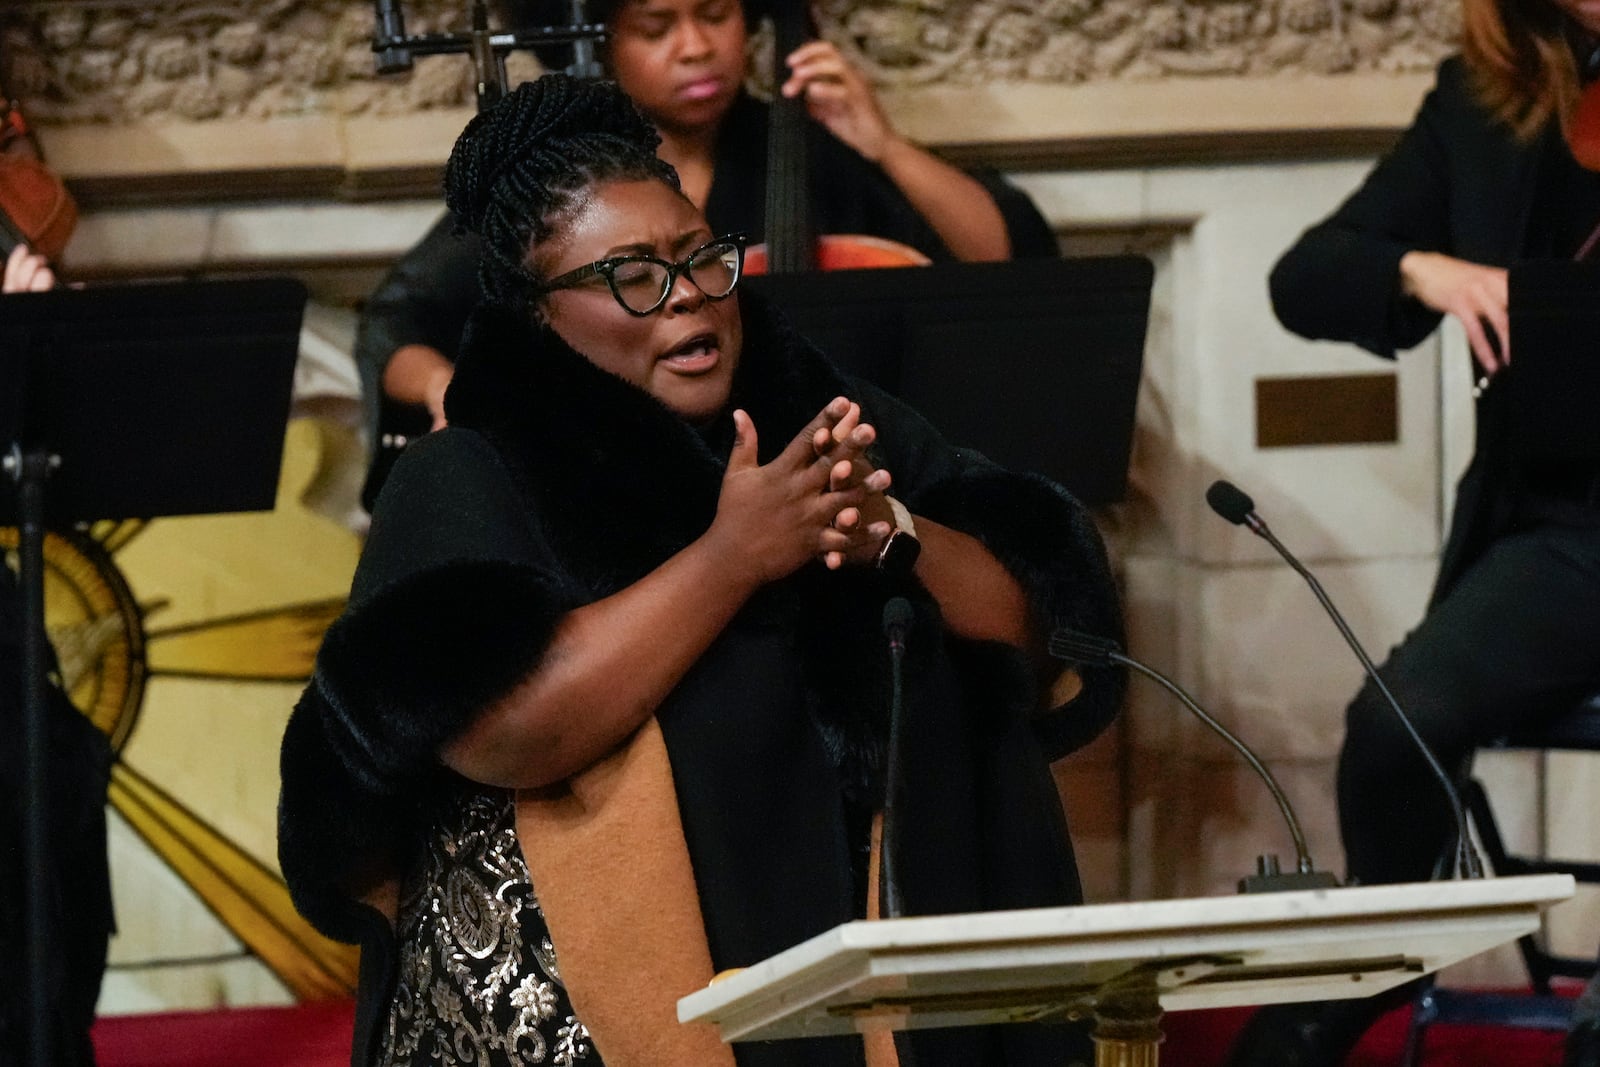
[443,291,907,803]
[444,290,851,593]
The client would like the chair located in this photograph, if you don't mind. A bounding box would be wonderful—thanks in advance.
[1401,692,1600,1065]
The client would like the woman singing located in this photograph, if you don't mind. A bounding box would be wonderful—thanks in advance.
[279,74,1121,1067]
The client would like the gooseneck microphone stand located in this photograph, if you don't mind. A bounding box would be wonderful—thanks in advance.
[1206,479,1485,880]
[1050,627,1340,892]
[370,0,609,108]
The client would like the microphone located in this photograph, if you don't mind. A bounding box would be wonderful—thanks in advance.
[371,0,414,75]
[1049,628,1340,893]
[879,597,914,919]
[1205,479,1484,879]
[883,595,911,654]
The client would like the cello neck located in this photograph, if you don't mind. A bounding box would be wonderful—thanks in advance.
[762,1,814,274]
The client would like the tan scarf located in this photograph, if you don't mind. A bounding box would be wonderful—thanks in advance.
[515,717,900,1067]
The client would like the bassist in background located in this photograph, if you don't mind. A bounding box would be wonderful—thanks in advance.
[355,0,1055,508]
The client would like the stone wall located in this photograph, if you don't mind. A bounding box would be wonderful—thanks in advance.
[6,0,1458,123]
[3,0,1447,201]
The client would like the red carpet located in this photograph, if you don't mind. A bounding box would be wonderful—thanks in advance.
[92,998,1567,1066]
[93,999,357,1067]
[1164,1004,1567,1067]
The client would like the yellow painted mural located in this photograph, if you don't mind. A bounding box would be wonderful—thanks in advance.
[3,416,363,1004]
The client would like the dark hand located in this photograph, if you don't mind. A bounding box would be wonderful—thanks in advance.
[810,401,894,569]
[781,40,895,163]
[710,398,869,587]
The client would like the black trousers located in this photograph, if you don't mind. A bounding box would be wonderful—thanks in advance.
[1337,514,1600,886]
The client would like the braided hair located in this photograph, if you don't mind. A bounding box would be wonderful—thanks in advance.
[444,73,680,308]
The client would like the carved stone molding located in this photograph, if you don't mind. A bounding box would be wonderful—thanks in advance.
[1,1,515,124]
[0,0,1453,201]
[818,0,1454,85]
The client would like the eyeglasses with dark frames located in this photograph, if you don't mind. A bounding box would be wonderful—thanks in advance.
[539,233,749,317]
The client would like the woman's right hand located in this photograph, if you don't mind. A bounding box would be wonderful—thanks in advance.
[782,40,895,165]
[710,398,872,588]
[1399,250,1509,378]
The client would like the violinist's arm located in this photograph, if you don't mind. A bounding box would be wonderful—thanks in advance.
[782,41,1011,262]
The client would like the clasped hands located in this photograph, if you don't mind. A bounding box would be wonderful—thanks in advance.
[809,396,895,570]
[713,396,898,587]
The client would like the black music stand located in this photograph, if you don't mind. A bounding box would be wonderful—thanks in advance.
[0,277,307,1067]
[745,255,1153,505]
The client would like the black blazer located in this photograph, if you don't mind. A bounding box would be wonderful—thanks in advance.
[1268,56,1565,603]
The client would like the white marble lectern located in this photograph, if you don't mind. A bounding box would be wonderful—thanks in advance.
[678,874,1574,1066]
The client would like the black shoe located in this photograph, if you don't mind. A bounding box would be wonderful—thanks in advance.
[1222,998,1388,1067]
[1567,1016,1600,1067]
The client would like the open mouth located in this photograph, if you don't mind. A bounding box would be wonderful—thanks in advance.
[660,331,721,372]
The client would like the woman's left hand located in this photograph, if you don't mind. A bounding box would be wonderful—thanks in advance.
[811,401,895,569]
[781,40,896,165]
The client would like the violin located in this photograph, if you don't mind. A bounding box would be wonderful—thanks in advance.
[745,2,925,276]
[1569,66,1600,262]
[0,97,76,261]
[1570,75,1600,174]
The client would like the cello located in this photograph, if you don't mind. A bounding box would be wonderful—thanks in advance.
[745,1,927,275]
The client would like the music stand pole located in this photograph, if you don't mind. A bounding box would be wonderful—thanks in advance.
[6,443,59,1067]
[0,275,307,1067]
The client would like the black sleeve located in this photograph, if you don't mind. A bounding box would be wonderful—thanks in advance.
[353,215,484,437]
[314,428,585,790]
[279,429,585,940]
[856,381,1125,758]
[1268,57,1466,358]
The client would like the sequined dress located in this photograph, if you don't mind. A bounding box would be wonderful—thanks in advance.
[379,788,598,1066]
